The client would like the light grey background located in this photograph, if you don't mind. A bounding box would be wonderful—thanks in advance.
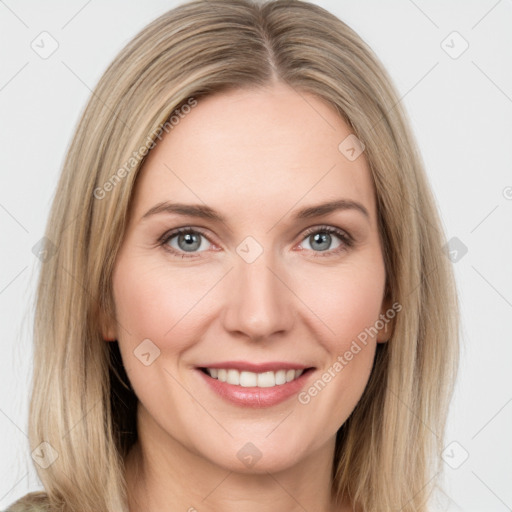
[1,1,511,510]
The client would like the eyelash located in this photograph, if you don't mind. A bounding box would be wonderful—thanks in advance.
[159,225,354,259]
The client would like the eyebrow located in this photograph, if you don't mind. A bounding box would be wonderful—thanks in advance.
[140,198,370,223]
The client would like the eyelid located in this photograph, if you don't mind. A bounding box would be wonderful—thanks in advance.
[158,226,213,245]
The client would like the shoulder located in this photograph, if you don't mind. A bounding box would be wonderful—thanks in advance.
[4,491,51,512]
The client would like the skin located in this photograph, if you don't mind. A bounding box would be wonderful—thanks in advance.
[103,81,392,512]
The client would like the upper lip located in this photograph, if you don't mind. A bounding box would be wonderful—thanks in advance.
[197,361,313,372]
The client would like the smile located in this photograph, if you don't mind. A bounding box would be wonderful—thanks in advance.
[202,368,305,388]
[196,363,315,408]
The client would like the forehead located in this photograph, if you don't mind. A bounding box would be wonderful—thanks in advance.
[131,83,376,223]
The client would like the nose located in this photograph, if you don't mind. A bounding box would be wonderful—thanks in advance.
[221,249,295,342]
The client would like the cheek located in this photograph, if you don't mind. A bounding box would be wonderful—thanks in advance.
[111,256,211,362]
[295,256,386,349]
[292,255,385,412]
[110,256,214,424]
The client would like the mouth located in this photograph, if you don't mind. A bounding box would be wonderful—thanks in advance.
[195,362,315,408]
[199,367,312,388]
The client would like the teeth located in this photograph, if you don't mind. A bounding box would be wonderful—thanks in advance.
[275,369,286,385]
[227,369,240,385]
[205,368,305,387]
[240,371,257,387]
[257,371,275,388]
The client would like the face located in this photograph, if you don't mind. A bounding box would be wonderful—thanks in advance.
[104,82,390,474]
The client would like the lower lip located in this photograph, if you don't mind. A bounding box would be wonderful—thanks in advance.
[197,368,314,408]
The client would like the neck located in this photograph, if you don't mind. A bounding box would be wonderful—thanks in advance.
[125,404,351,512]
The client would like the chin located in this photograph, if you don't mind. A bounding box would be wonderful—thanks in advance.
[193,432,317,476]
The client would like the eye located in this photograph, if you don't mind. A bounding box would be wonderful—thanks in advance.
[159,225,353,259]
[298,225,353,257]
[160,228,214,258]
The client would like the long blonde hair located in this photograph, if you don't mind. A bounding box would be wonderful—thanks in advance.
[9,1,459,511]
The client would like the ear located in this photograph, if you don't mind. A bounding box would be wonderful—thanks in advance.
[376,294,397,344]
[99,307,117,342]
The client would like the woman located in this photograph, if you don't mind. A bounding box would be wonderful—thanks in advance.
[7,0,459,511]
